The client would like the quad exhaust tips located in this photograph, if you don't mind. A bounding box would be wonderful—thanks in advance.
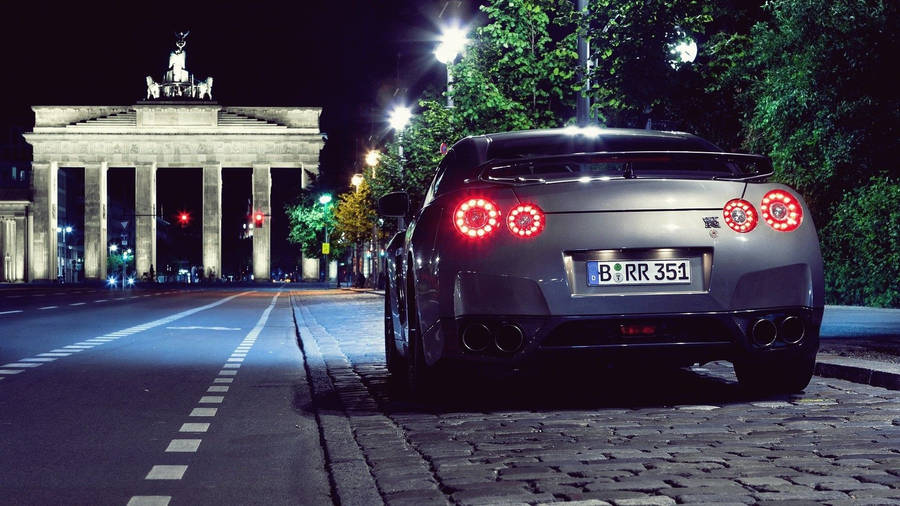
[750,316,806,347]
[461,322,525,354]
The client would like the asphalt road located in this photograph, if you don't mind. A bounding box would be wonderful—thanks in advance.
[1,285,899,505]
[0,285,330,505]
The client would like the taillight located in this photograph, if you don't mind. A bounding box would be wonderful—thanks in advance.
[761,190,803,232]
[723,199,758,233]
[453,198,500,239]
[507,204,545,238]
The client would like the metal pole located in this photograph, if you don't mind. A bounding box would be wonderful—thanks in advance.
[446,66,454,108]
[576,0,590,125]
[323,223,329,287]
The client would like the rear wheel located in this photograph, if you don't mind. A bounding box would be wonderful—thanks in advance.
[734,353,816,394]
[384,281,407,385]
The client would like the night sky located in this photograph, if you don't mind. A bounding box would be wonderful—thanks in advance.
[1,1,480,276]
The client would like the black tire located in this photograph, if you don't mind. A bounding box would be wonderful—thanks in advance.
[734,353,816,394]
[384,282,407,385]
[406,269,436,398]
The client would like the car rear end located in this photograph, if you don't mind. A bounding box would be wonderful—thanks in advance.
[421,140,823,385]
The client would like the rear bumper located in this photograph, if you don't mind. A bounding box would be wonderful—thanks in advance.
[428,306,822,370]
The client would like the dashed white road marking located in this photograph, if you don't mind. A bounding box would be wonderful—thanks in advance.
[51,348,82,353]
[189,407,218,417]
[69,302,87,306]
[145,465,188,480]
[20,358,56,362]
[38,306,58,310]
[166,326,241,331]
[165,439,202,452]
[207,386,229,392]
[2,363,42,368]
[0,310,23,315]
[226,357,244,362]
[213,378,233,383]
[0,369,24,375]
[199,396,224,404]
[179,423,210,433]
[218,369,238,375]
[127,496,171,506]
[39,352,72,357]
[94,299,108,303]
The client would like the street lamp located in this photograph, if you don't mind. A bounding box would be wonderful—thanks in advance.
[351,173,364,191]
[435,23,468,108]
[318,193,334,287]
[365,150,380,177]
[669,29,697,67]
[388,105,412,160]
[57,225,73,282]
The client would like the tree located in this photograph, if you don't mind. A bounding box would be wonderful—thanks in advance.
[742,0,898,223]
[285,189,342,260]
[451,0,578,132]
[585,0,713,128]
[334,179,378,279]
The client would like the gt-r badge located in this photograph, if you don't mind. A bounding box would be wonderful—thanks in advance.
[703,217,720,228]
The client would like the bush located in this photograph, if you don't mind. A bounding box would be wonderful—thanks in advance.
[822,177,900,307]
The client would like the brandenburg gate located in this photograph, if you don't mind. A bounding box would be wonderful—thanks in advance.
[22,33,323,283]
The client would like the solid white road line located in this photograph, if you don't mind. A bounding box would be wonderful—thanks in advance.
[145,465,188,480]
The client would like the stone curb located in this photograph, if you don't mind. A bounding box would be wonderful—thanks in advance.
[339,290,900,392]
[815,354,900,391]
[289,294,384,506]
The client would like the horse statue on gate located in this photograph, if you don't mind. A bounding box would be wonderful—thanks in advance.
[146,76,160,99]
[196,77,213,100]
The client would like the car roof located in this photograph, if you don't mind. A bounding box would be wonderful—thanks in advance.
[454,127,723,166]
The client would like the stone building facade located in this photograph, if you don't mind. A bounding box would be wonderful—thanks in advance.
[19,103,323,282]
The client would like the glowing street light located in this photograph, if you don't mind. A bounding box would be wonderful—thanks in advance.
[435,23,468,107]
[351,173,364,191]
[365,150,380,175]
[669,29,697,67]
[388,105,412,132]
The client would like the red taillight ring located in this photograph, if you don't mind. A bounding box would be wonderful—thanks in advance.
[761,190,803,232]
[453,198,500,239]
[723,198,758,233]
[507,204,545,238]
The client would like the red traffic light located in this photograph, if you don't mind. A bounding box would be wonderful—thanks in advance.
[178,212,191,227]
[253,212,265,228]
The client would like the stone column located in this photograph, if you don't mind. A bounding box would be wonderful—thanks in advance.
[84,162,109,281]
[0,219,14,281]
[202,163,222,280]
[252,163,271,282]
[31,161,58,281]
[135,162,157,279]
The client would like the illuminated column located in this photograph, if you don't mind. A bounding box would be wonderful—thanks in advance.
[135,162,157,278]
[202,163,222,279]
[84,161,108,281]
[252,163,271,282]
[31,161,58,281]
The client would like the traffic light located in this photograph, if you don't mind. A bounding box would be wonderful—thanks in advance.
[178,211,191,228]
[253,212,265,229]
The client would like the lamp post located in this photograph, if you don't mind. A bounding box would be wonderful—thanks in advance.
[57,225,72,282]
[435,24,468,108]
[318,194,334,287]
[365,150,381,289]
[388,105,412,160]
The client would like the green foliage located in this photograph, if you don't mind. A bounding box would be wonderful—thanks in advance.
[822,178,900,307]
[285,190,342,259]
[451,0,578,132]
[334,179,377,246]
[586,0,713,127]
[742,0,898,224]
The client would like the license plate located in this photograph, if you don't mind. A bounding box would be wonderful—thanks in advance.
[587,260,691,286]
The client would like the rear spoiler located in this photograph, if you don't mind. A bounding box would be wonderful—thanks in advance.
[476,151,774,183]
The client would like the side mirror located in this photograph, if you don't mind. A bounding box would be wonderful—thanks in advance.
[377,191,409,217]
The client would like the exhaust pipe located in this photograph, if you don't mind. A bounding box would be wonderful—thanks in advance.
[462,323,491,352]
[495,323,524,353]
[751,318,777,347]
[779,316,805,344]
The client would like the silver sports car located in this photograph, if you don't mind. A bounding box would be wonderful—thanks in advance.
[378,127,823,395]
